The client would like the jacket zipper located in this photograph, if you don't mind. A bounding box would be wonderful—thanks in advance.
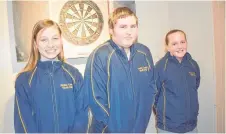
[50,61,59,132]
[182,65,191,127]
[129,60,135,99]
[128,56,136,132]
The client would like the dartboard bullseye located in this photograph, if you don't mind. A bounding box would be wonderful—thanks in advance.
[59,0,104,45]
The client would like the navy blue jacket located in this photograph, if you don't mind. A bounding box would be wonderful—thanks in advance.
[14,60,88,133]
[154,52,200,133]
[84,40,156,133]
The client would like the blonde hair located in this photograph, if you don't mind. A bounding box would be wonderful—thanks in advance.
[18,19,64,76]
[108,7,138,29]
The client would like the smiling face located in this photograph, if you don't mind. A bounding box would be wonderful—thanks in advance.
[166,31,187,62]
[35,26,62,61]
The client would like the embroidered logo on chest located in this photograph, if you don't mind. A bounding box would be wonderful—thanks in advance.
[138,66,151,72]
[60,83,73,89]
[189,72,196,76]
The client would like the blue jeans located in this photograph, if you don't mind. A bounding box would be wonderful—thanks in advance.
[157,127,198,133]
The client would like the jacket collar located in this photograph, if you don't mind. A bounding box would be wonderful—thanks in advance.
[165,52,192,65]
[37,60,63,73]
[109,39,137,60]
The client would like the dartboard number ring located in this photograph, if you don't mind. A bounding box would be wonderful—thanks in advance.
[59,0,104,45]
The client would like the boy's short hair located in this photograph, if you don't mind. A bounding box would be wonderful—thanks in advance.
[108,7,138,29]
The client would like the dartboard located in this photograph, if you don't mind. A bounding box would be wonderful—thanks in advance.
[59,0,104,45]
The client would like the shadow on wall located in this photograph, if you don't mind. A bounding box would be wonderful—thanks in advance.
[2,94,14,133]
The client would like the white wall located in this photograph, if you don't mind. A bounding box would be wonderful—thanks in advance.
[136,1,215,133]
[135,2,168,132]
[0,1,217,133]
[0,1,15,132]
